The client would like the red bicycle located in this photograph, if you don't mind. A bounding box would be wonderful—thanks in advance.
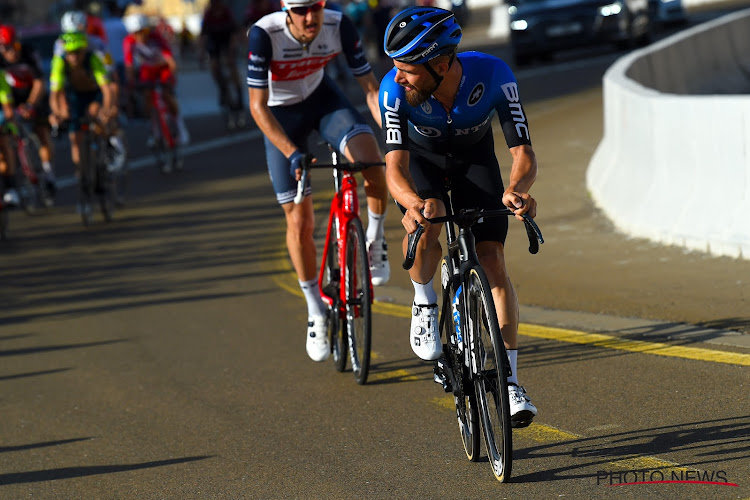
[295,144,384,385]
[8,112,54,213]
[140,81,181,174]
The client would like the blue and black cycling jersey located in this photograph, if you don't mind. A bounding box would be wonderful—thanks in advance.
[378,51,532,155]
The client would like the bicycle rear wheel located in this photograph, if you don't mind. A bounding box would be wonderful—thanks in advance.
[109,128,129,206]
[440,257,480,462]
[468,266,512,482]
[345,217,371,385]
[19,133,49,213]
[323,216,346,372]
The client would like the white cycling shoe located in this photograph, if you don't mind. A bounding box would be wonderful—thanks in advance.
[410,303,442,360]
[367,238,390,286]
[508,383,537,428]
[306,315,330,362]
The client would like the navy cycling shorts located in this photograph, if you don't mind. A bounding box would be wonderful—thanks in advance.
[263,75,374,205]
[399,130,509,245]
[66,90,102,132]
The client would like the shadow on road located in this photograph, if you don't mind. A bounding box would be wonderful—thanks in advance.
[0,455,213,485]
[513,415,750,483]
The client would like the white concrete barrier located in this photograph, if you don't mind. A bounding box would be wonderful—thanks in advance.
[587,8,750,259]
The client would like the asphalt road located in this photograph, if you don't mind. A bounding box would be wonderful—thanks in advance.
[1,7,749,499]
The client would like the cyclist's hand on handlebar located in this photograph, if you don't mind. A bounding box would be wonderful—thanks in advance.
[289,150,314,181]
[402,199,435,234]
[503,190,537,220]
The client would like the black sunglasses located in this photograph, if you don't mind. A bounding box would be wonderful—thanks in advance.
[289,2,324,15]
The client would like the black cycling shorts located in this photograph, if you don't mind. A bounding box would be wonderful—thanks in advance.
[399,130,508,245]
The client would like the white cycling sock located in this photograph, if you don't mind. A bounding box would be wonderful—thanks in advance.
[299,278,327,318]
[366,208,386,242]
[412,277,437,305]
[507,349,518,385]
[41,161,53,174]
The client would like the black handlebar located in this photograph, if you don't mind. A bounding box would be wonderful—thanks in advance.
[402,208,544,270]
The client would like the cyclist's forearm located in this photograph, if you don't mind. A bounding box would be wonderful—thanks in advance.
[356,73,382,128]
[249,94,297,158]
[28,79,45,106]
[385,151,420,208]
[506,144,537,194]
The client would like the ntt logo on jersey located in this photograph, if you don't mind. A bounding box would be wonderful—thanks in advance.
[383,91,402,144]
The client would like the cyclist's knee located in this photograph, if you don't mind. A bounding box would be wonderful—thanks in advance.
[477,244,508,276]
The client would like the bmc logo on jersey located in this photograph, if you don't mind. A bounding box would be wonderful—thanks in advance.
[468,83,484,106]
[501,82,530,140]
[382,91,403,144]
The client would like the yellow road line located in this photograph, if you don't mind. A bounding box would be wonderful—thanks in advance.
[515,422,581,442]
[609,456,689,473]
[519,324,750,367]
[269,238,750,367]
[369,369,423,383]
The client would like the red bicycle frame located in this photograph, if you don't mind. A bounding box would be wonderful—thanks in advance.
[149,86,175,150]
[317,151,374,313]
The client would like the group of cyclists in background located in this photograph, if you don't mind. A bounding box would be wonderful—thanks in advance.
[0,6,189,218]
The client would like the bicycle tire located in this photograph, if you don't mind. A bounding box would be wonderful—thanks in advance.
[97,158,114,222]
[79,132,97,226]
[440,257,481,462]
[323,216,347,372]
[110,129,130,207]
[19,133,47,213]
[468,266,512,482]
[345,217,371,385]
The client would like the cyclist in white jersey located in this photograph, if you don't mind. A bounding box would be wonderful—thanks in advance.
[247,0,390,362]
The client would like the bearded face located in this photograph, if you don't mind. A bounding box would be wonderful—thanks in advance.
[403,78,438,107]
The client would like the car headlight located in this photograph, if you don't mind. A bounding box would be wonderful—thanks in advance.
[508,5,518,14]
[599,2,623,16]
[510,19,528,30]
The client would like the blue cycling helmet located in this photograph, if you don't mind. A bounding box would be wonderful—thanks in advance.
[383,7,462,65]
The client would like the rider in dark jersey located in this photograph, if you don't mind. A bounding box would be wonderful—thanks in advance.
[0,24,57,197]
[247,0,391,363]
[378,7,538,427]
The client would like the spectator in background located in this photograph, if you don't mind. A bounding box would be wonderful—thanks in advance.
[201,0,244,128]
[102,1,129,86]
[243,0,277,30]
[86,2,109,42]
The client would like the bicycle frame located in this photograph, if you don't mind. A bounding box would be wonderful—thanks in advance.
[149,85,175,150]
[317,150,374,312]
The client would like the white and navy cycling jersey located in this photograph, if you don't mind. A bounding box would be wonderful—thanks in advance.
[246,9,371,106]
[379,52,532,154]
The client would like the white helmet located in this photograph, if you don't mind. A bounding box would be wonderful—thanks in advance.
[123,14,150,33]
[282,0,324,8]
[61,11,87,33]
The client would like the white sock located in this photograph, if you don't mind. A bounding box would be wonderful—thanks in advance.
[41,161,53,174]
[299,278,327,318]
[412,277,437,305]
[366,208,386,242]
[507,349,518,385]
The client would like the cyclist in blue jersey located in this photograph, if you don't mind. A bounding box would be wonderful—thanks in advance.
[248,0,391,363]
[379,7,538,426]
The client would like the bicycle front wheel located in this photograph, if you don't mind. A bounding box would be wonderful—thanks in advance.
[440,257,480,462]
[468,266,512,482]
[345,217,371,385]
[323,216,346,373]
